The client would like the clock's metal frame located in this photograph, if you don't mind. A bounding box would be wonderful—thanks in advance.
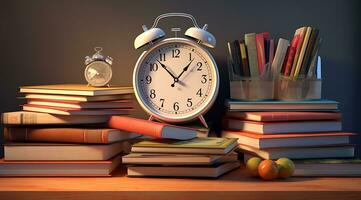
[133,38,220,127]
[84,61,113,87]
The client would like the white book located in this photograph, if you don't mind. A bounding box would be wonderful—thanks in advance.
[271,38,289,78]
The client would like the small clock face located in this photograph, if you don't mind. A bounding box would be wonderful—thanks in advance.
[133,38,219,122]
[85,61,112,87]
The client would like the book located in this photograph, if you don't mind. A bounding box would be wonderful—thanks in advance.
[239,144,355,160]
[224,119,342,134]
[23,93,133,102]
[227,41,242,76]
[233,40,243,76]
[244,33,259,76]
[4,127,140,144]
[1,111,110,125]
[221,131,354,149]
[226,99,339,111]
[122,152,238,165]
[290,27,307,77]
[239,40,250,77]
[127,161,240,178]
[255,32,269,74]
[131,137,238,155]
[282,35,300,76]
[26,99,133,109]
[293,27,312,78]
[271,38,289,78]
[0,155,121,177]
[20,84,133,96]
[22,104,132,115]
[4,142,124,160]
[298,28,319,78]
[225,111,341,122]
[293,158,361,177]
[108,116,197,140]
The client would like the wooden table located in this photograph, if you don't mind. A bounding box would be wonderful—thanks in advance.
[1,166,361,200]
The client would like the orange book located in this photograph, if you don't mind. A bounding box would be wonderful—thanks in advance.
[224,119,341,134]
[22,104,133,115]
[4,127,140,144]
[222,131,355,149]
[226,111,341,122]
[108,116,197,140]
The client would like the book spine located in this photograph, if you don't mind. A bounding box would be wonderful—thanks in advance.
[256,33,266,74]
[283,35,300,76]
[271,38,289,78]
[108,116,164,138]
[244,33,259,77]
[299,29,319,78]
[239,40,250,77]
[293,27,312,79]
[4,128,109,143]
[290,27,307,77]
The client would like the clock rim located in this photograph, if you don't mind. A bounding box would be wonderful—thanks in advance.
[133,37,220,123]
[84,61,113,87]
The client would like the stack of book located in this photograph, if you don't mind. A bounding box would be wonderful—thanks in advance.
[0,84,139,176]
[222,100,357,176]
[227,26,321,79]
[122,137,240,178]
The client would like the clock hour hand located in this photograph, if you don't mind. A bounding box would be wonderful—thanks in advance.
[156,60,177,80]
[171,58,194,87]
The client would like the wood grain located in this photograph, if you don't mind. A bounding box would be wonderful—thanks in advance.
[0,166,361,199]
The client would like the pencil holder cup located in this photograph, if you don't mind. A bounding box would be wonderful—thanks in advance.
[276,76,322,100]
[228,60,274,100]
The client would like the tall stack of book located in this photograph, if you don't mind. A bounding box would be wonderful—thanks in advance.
[0,84,139,176]
[221,100,357,176]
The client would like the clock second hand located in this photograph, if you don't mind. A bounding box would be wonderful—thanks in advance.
[171,58,194,87]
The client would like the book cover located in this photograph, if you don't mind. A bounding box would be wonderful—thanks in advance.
[255,32,270,74]
[1,111,110,125]
[299,28,319,78]
[4,127,140,144]
[244,33,259,76]
[20,84,134,96]
[224,119,342,134]
[24,93,134,102]
[0,155,121,177]
[108,116,197,140]
[233,40,243,76]
[290,27,307,77]
[271,38,289,78]
[239,40,250,77]
[282,35,300,76]
[22,104,133,115]
[27,99,133,109]
[293,27,312,78]
[226,111,341,122]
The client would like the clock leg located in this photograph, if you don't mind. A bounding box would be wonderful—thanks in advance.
[148,115,155,121]
[198,115,209,129]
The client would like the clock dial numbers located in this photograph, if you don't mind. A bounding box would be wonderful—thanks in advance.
[137,41,216,120]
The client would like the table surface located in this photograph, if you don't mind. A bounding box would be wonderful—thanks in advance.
[1,166,361,192]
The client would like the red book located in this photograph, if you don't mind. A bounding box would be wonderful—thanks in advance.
[283,35,300,76]
[256,32,269,74]
[226,111,342,122]
[108,116,197,140]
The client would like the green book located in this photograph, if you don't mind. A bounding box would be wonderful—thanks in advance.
[131,137,238,155]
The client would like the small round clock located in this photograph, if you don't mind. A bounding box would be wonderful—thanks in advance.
[133,13,219,127]
[84,47,113,87]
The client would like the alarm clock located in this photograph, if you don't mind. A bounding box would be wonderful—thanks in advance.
[84,47,113,87]
[133,13,219,128]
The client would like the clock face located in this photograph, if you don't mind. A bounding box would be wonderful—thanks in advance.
[85,61,112,87]
[133,38,219,122]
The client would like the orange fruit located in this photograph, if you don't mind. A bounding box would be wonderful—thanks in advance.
[258,159,279,181]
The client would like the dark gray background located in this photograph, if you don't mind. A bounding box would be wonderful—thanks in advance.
[1,0,360,156]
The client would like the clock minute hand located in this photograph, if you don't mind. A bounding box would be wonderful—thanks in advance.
[156,60,177,80]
